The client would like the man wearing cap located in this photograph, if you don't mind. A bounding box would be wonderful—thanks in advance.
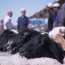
[4,11,13,30]
[53,3,61,27]
[46,3,57,32]
[17,8,31,33]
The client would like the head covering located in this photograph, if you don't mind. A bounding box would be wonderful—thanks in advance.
[53,3,60,8]
[47,3,53,8]
[8,10,12,13]
[21,8,26,11]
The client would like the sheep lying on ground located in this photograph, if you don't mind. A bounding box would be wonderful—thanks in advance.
[49,27,65,41]
[2,30,16,37]
[0,29,40,54]
[0,30,17,51]
[19,34,64,63]
[0,52,62,65]
[0,28,65,65]
[49,27,65,51]
[6,29,40,54]
[0,30,17,52]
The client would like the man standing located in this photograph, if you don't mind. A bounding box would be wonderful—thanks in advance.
[0,20,4,35]
[61,3,65,26]
[46,3,57,32]
[17,8,31,33]
[4,11,13,30]
[53,3,61,27]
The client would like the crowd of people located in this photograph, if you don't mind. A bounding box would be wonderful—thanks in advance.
[46,2,65,32]
[3,8,31,33]
[0,2,65,34]
[0,2,65,65]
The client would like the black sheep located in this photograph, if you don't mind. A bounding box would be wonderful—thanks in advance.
[0,30,17,52]
[19,34,64,64]
[6,29,40,54]
[1,30,16,37]
[0,35,7,51]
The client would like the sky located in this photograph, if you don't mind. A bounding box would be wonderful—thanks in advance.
[0,0,55,25]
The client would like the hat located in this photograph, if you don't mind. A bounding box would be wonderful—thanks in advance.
[21,8,26,11]
[47,3,53,8]
[53,3,60,7]
[8,10,12,13]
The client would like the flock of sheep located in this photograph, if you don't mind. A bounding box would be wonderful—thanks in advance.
[0,26,65,65]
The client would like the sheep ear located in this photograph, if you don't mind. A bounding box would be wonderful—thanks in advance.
[56,34,62,45]
[59,29,62,33]
[56,34,65,51]
[64,32,65,36]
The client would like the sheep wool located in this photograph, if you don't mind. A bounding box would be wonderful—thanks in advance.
[0,52,64,65]
[49,27,65,40]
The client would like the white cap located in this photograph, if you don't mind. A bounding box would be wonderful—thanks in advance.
[47,3,53,8]
[8,10,12,13]
[21,8,26,11]
[53,3,60,7]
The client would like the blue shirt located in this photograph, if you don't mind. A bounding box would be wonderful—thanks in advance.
[48,11,57,30]
[17,16,30,30]
[55,11,61,27]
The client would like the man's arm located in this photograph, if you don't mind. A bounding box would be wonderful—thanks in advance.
[53,22,55,30]
[17,18,20,30]
[52,12,57,30]
[27,24,31,28]
[27,18,31,28]
[17,23,19,30]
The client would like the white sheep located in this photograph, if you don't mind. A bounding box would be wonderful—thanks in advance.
[0,52,63,65]
[49,27,65,40]
[11,30,18,34]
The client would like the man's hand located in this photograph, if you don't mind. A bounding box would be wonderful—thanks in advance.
[27,24,31,29]
[52,22,55,30]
